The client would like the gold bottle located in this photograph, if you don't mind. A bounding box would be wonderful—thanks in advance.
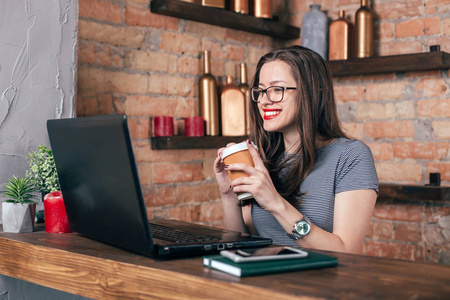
[329,10,354,61]
[231,0,249,14]
[355,0,374,58]
[252,0,272,19]
[238,63,251,135]
[221,76,246,136]
[199,50,219,136]
[199,0,225,9]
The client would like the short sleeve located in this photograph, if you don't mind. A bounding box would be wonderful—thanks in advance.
[335,141,379,195]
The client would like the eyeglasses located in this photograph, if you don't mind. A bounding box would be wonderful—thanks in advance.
[250,86,297,103]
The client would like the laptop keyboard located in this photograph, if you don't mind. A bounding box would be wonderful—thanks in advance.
[150,223,221,243]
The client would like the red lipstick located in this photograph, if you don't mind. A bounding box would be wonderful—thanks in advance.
[263,109,281,120]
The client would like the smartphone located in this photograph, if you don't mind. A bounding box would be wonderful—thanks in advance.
[220,246,308,263]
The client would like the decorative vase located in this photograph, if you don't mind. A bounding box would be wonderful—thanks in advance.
[2,202,36,233]
[199,0,225,9]
[220,75,246,136]
[252,0,272,19]
[237,63,251,135]
[329,10,354,60]
[231,0,249,14]
[44,191,71,233]
[301,4,328,60]
[199,50,219,136]
[355,0,374,58]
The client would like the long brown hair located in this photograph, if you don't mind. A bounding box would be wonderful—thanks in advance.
[249,46,347,206]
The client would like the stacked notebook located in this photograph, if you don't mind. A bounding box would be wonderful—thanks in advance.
[203,250,338,277]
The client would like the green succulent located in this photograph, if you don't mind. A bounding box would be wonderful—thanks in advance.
[2,176,37,204]
[26,145,60,195]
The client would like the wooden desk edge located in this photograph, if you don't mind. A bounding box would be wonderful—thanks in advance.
[1,228,450,299]
[0,236,310,300]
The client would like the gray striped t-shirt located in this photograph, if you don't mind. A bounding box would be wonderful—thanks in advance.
[252,138,378,246]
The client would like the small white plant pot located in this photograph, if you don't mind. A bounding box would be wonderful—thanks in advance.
[2,202,36,233]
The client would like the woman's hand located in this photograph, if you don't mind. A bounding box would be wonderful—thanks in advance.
[214,142,250,233]
[214,143,236,196]
[226,140,285,212]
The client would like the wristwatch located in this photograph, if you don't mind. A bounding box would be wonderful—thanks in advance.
[287,216,311,240]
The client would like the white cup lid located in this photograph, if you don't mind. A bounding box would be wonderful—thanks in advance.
[238,192,253,201]
[222,142,249,159]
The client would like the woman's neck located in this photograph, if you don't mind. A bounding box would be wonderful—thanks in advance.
[316,136,338,149]
[283,133,337,154]
[283,131,301,154]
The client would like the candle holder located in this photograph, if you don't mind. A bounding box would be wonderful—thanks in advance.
[185,117,205,136]
[153,116,174,137]
[44,191,71,233]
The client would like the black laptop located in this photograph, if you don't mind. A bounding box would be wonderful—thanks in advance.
[47,115,271,258]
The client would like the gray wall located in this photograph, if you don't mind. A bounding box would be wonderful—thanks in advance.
[0,0,78,188]
[0,0,79,297]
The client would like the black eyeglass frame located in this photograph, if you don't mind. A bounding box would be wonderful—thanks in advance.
[250,86,297,103]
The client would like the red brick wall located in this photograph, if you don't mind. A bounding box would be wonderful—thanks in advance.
[287,1,450,264]
[365,201,450,264]
[77,0,450,263]
[288,0,450,186]
[77,0,281,227]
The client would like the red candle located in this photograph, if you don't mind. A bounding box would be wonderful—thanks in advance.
[153,116,174,137]
[185,116,204,136]
[44,191,71,233]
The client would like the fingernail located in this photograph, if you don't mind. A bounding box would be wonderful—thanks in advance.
[248,139,258,150]
[224,165,229,169]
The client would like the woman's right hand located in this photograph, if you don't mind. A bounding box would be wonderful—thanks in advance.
[214,143,250,233]
[214,143,236,195]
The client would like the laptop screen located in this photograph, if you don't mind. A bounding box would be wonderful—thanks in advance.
[47,115,155,255]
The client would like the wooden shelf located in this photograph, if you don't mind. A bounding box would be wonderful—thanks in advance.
[151,135,248,150]
[378,183,450,202]
[150,0,300,39]
[328,51,450,76]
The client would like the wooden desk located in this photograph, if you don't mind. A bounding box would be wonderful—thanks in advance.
[0,227,449,299]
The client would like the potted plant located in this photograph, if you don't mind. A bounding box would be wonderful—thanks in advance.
[26,144,60,223]
[1,176,37,233]
[26,145,70,233]
[26,145,60,196]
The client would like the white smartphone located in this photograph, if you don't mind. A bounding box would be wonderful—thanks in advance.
[220,246,308,263]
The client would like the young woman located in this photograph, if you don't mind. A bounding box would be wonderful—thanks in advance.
[214,46,378,254]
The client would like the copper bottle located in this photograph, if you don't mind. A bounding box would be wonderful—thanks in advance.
[221,76,246,136]
[199,50,219,136]
[231,0,249,14]
[199,0,225,9]
[252,0,272,19]
[329,10,354,60]
[355,0,374,58]
[238,63,251,135]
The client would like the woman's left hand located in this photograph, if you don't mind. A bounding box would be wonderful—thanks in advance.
[226,140,284,212]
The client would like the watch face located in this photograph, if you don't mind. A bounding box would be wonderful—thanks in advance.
[295,220,310,235]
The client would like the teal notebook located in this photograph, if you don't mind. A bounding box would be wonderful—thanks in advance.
[203,251,338,277]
